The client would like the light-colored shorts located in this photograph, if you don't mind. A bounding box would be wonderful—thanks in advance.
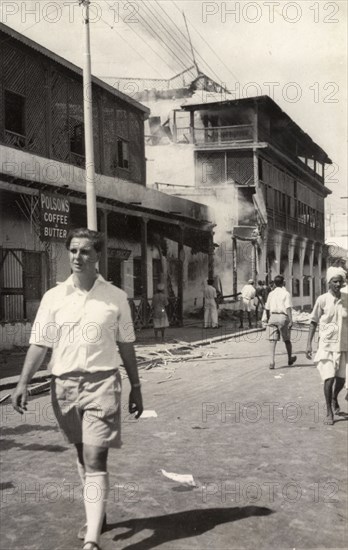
[314,350,347,382]
[240,298,253,312]
[268,313,291,342]
[51,370,122,448]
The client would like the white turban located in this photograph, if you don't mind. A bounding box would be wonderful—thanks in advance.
[326,266,347,283]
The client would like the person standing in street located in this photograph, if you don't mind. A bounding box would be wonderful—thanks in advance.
[239,279,256,328]
[152,283,169,342]
[265,275,296,369]
[306,266,347,425]
[255,280,266,322]
[12,228,143,550]
[204,278,219,328]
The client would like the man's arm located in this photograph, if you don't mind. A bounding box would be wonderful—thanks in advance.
[118,342,143,419]
[12,344,48,414]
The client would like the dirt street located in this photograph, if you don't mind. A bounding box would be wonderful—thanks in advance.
[1,328,347,550]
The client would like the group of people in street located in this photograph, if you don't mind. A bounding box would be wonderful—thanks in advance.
[264,267,347,426]
[11,227,347,549]
[239,279,275,328]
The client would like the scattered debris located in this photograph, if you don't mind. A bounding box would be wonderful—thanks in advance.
[161,469,196,487]
[0,393,11,404]
[292,309,311,326]
[141,410,158,418]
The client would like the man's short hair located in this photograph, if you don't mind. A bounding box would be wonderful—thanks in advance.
[274,275,284,287]
[65,228,105,253]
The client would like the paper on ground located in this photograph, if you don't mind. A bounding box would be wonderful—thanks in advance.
[141,410,158,418]
[161,469,196,486]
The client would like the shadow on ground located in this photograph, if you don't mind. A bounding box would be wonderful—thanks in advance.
[109,506,273,550]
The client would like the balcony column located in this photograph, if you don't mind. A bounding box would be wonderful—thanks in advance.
[232,236,237,294]
[308,242,315,307]
[287,236,296,294]
[259,231,268,283]
[208,230,215,280]
[253,149,259,188]
[99,209,108,279]
[141,217,149,326]
[189,110,195,144]
[317,246,323,295]
[252,241,258,283]
[273,235,282,278]
[298,238,307,309]
[178,226,184,326]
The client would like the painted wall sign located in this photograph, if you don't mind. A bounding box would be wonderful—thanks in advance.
[40,192,70,241]
[108,248,132,260]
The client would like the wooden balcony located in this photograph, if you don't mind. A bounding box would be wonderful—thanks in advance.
[266,209,324,241]
[192,124,254,147]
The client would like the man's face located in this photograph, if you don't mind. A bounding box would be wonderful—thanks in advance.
[329,276,344,295]
[68,238,99,275]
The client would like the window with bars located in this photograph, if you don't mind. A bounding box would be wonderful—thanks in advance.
[303,276,311,297]
[0,249,45,321]
[70,120,85,157]
[292,278,300,297]
[117,138,129,169]
[5,90,26,140]
[152,259,162,293]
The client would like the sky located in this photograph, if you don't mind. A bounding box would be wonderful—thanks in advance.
[1,0,347,246]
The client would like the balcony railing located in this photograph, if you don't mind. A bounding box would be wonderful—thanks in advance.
[266,209,324,241]
[192,124,254,146]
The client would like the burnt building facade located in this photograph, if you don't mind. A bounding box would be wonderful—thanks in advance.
[0,25,214,348]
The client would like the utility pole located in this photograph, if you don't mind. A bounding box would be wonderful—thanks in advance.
[80,0,97,230]
[182,11,200,77]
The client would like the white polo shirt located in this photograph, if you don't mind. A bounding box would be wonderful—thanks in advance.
[265,287,292,314]
[29,275,135,376]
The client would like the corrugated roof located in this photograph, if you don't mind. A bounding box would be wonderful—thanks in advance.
[0,22,150,117]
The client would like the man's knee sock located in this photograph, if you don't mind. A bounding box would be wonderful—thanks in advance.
[84,472,109,544]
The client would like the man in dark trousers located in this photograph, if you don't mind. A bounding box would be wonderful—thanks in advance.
[12,228,143,550]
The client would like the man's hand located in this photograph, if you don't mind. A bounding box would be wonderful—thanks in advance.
[129,387,143,419]
[305,346,313,360]
[12,384,28,414]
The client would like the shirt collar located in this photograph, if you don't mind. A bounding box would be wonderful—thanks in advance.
[63,273,107,289]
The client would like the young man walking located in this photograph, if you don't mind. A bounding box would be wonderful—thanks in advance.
[12,228,143,550]
[306,266,347,425]
[265,275,296,369]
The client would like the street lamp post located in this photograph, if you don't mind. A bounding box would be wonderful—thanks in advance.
[80,0,97,230]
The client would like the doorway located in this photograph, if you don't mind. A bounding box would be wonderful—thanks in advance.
[108,257,122,288]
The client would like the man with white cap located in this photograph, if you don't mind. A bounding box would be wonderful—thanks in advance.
[306,266,348,425]
[239,279,256,328]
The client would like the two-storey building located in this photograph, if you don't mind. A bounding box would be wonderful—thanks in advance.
[114,72,332,310]
[0,24,214,348]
